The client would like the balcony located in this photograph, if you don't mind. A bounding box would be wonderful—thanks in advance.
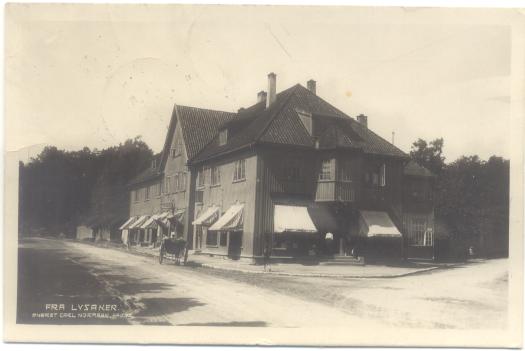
[315,181,356,202]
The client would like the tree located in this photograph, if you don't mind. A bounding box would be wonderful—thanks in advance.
[409,138,445,175]
[433,154,509,257]
[19,137,154,237]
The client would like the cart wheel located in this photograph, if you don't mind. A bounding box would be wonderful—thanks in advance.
[159,246,164,264]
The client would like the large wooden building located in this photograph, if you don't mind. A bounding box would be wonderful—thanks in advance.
[120,73,435,262]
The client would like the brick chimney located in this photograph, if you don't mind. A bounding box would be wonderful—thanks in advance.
[357,114,368,128]
[307,79,316,95]
[257,90,267,104]
[266,72,276,108]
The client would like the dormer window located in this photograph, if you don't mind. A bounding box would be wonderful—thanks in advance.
[219,129,228,146]
[296,109,313,135]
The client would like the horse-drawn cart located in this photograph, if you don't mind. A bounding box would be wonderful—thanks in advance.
[159,237,188,265]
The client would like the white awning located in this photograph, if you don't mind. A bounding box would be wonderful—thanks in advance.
[192,206,220,226]
[359,211,402,237]
[141,214,162,229]
[274,205,317,234]
[119,217,137,230]
[209,204,244,231]
[128,215,149,229]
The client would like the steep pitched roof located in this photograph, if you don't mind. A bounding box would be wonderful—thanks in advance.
[404,160,435,177]
[177,105,238,159]
[191,84,407,163]
[128,153,162,186]
[158,104,237,170]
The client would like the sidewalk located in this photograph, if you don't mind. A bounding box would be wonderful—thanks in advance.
[108,241,448,278]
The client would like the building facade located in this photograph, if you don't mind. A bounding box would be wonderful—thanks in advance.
[120,73,435,262]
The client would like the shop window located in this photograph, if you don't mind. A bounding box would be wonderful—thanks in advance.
[206,231,218,246]
[219,232,228,246]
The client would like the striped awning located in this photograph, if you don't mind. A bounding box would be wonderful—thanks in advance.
[119,217,137,230]
[359,211,402,238]
[128,215,149,229]
[192,206,220,226]
[140,214,162,229]
[209,204,244,231]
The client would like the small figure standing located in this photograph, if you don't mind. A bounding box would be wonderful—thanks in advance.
[325,232,334,255]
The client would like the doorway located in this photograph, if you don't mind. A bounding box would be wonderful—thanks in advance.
[228,231,243,260]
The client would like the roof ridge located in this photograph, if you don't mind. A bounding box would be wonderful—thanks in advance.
[176,104,236,115]
[295,84,351,119]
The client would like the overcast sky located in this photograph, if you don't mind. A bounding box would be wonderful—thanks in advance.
[6,5,514,163]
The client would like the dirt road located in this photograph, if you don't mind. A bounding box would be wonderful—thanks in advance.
[17,237,508,329]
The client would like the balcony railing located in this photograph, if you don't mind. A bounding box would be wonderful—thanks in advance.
[315,181,355,202]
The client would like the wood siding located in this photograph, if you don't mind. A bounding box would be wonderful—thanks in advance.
[129,179,162,217]
[192,151,258,257]
[161,121,194,242]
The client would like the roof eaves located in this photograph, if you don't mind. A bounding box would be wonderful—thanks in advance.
[188,143,255,166]
[159,104,178,171]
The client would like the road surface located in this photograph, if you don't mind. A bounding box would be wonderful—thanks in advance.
[17,238,508,329]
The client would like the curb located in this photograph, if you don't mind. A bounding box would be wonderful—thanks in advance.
[65,238,445,279]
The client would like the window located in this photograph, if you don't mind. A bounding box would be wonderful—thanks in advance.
[405,215,433,247]
[282,159,302,181]
[155,182,161,196]
[296,109,312,135]
[233,159,246,181]
[151,159,157,169]
[195,190,204,203]
[165,176,171,193]
[364,163,385,187]
[219,129,228,146]
[340,160,352,181]
[319,159,333,180]
[219,232,228,246]
[174,172,186,191]
[379,164,386,187]
[133,190,139,202]
[211,166,221,186]
[176,140,183,156]
[174,174,180,192]
[197,169,206,188]
[206,231,218,246]
[145,186,150,200]
[170,148,176,158]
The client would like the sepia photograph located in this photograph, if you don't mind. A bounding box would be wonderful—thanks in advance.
[3,2,524,347]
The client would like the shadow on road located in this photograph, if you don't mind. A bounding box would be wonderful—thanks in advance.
[134,297,205,317]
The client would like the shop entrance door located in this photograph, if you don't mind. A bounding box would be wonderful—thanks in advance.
[228,231,242,260]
